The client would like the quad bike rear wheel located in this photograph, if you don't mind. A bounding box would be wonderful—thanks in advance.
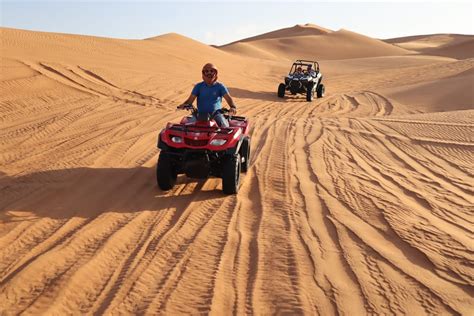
[222,154,241,194]
[277,83,286,98]
[156,152,177,190]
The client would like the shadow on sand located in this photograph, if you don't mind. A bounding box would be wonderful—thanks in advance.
[229,87,310,103]
[0,167,226,221]
[229,87,280,101]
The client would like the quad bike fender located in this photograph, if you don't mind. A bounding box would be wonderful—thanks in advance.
[157,131,167,150]
[158,131,176,151]
[225,134,246,157]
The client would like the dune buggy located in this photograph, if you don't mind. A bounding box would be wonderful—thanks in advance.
[277,60,325,101]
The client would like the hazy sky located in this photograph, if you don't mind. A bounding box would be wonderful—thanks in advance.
[1,1,473,45]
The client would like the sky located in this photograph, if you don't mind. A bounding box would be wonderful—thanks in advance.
[1,1,473,45]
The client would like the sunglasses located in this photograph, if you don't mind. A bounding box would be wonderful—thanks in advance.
[202,69,216,74]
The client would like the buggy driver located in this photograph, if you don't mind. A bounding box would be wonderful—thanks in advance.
[307,64,317,77]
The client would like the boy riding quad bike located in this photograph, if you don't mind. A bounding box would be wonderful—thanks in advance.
[156,104,250,194]
[277,59,325,101]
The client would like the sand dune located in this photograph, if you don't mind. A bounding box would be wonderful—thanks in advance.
[385,34,472,48]
[219,24,413,60]
[1,26,473,315]
[386,33,474,59]
[426,39,474,60]
[380,64,474,112]
[225,23,332,44]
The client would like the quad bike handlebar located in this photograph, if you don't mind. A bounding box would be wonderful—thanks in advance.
[177,104,234,116]
[177,103,195,111]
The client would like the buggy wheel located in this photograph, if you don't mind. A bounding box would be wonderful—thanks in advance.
[317,84,325,98]
[240,137,250,173]
[277,83,286,98]
[306,84,314,102]
[222,154,241,194]
[156,152,177,190]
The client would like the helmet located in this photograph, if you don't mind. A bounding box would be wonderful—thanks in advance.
[202,63,218,84]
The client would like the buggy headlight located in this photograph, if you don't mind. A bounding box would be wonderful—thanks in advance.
[210,139,227,146]
[170,136,182,143]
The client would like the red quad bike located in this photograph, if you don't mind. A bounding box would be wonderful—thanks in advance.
[156,104,250,194]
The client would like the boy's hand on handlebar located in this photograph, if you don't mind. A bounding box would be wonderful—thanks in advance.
[178,104,193,110]
[229,107,237,115]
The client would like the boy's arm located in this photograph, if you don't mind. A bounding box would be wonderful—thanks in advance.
[223,93,237,114]
[178,94,196,109]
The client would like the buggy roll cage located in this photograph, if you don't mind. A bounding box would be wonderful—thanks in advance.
[289,60,320,75]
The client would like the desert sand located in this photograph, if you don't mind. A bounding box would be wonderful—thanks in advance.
[0,24,473,314]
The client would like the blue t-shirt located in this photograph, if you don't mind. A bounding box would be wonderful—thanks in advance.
[191,81,229,114]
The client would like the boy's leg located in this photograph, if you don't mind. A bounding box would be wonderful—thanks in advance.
[186,115,197,124]
[213,113,229,127]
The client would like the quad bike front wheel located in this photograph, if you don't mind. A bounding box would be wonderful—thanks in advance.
[277,83,286,98]
[156,152,177,190]
[222,153,241,194]
[240,137,251,173]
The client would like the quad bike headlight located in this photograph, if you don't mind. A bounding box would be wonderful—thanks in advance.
[210,139,227,146]
[170,136,183,143]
